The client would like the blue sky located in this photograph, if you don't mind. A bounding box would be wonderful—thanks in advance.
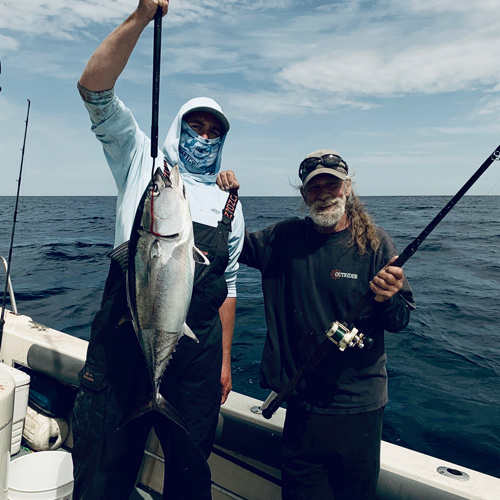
[1,0,500,196]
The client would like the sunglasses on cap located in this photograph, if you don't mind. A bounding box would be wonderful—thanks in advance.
[298,154,348,182]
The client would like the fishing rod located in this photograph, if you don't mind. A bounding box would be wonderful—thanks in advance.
[150,6,162,173]
[0,99,31,349]
[261,143,500,420]
[148,5,164,233]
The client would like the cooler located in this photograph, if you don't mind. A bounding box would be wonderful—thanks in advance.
[0,364,30,455]
[0,366,15,500]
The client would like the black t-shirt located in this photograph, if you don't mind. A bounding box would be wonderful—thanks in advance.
[240,217,415,414]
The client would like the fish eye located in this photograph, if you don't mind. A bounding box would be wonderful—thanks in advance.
[151,183,160,196]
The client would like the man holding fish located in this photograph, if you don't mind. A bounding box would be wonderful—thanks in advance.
[71,1,244,499]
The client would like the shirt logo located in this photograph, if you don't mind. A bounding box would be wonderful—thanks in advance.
[331,269,358,280]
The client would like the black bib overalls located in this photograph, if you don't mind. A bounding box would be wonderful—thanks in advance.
[72,193,236,500]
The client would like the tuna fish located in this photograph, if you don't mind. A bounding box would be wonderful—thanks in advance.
[110,164,207,428]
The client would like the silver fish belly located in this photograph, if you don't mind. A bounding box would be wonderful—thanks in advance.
[128,164,199,396]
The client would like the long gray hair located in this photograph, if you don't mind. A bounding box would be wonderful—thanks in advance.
[344,184,380,255]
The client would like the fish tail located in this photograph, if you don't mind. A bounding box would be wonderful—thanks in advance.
[118,392,187,433]
[152,392,188,432]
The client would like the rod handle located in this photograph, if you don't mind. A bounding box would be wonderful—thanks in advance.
[262,398,281,420]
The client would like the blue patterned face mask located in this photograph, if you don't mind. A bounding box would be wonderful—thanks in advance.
[178,120,222,174]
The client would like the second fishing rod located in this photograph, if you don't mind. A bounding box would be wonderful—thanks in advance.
[0,99,31,350]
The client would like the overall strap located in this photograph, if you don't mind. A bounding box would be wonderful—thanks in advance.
[219,192,239,230]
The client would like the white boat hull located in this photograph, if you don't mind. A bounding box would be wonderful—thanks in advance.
[1,309,498,500]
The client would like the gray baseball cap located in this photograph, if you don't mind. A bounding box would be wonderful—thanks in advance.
[299,149,349,187]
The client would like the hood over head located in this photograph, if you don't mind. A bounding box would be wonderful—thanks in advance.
[162,97,229,184]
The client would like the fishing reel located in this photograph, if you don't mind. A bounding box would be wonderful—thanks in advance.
[325,322,372,351]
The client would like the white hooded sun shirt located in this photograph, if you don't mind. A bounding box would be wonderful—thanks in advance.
[78,85,244,297]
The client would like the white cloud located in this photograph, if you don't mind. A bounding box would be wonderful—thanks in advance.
[0,1,135,39]
[477,95,500,117]
[271,1,500,103]
[0,34,19,52]
[0,0,294,39]
[5,0,500,111]
[165,46,241,76]
[223,89,375,123]
[278,39,500,97]
[7,51,80,81]
[401,0,499,15]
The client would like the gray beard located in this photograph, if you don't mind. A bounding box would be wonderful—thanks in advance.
[309,198,346,227]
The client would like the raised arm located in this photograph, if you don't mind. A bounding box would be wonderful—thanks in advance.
[80,0,169,91]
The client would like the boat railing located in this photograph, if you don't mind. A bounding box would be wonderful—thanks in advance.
[0,255,18,314]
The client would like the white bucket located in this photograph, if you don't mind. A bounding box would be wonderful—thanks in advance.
[8,451,73,500]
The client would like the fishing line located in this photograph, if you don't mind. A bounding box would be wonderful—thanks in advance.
[262,143,500,419]
[486,178,500,195]
[0,99,31,348]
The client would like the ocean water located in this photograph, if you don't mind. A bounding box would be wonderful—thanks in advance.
[1,195,499,478]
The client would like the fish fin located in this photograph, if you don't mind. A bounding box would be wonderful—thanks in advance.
[117,392,187,433]
[108,241,129,274]
[183,323,199,343]
[193,245,210,265]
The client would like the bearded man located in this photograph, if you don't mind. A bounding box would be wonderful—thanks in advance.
[238,149,416,500]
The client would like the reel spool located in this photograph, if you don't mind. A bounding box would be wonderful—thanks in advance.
[326,322,373,351]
